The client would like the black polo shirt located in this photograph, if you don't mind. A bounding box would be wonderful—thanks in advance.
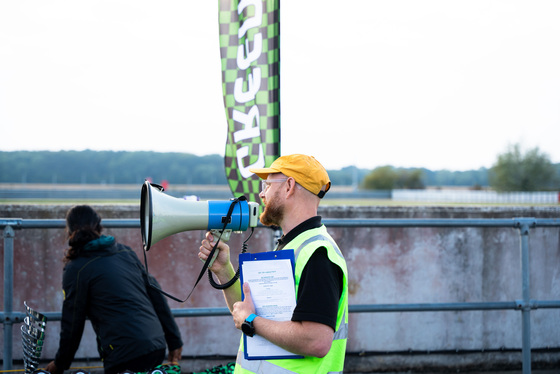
[276,216,343,331]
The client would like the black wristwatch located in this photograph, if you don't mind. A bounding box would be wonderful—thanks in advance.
[241,313,257,337]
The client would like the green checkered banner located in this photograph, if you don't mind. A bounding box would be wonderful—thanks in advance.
[219,0,280,204]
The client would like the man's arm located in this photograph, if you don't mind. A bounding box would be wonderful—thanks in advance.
[255,317,334,357]
[232,283,335,358]
[199,232,242,311]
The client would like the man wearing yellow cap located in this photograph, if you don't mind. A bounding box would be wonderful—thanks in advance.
[199,154,348,374]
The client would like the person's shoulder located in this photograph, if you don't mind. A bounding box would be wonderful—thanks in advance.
[112,242,141,260]
[64,254,89,268]
[114,241,134,251]
[63,255,96,279]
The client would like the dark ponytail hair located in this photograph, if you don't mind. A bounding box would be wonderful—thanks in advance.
[64,205,103,262]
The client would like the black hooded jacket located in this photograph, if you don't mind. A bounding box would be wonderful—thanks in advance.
[54,236,182,370]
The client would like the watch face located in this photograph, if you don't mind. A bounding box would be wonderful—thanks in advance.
[242,321,255,337]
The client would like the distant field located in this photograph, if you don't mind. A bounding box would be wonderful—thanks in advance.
[2,198,557,208]
[0,183,558,207]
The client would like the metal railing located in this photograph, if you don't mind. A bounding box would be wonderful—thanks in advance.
[2,217,560,374]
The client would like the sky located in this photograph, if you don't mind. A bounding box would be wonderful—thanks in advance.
[1,1,559,172]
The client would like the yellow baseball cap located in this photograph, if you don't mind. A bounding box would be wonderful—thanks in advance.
[249,154,331,198]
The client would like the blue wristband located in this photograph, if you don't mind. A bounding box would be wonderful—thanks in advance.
[246,313,257,323]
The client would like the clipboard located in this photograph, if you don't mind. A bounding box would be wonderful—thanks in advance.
[239,249,304,360]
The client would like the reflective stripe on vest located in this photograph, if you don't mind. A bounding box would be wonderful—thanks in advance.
[293,233,344,261]
[333,308,348,341]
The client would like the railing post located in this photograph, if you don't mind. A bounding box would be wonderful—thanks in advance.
[516,218,535,374]
[3,225,15,370]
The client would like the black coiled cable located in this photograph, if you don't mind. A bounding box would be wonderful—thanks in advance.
[208,227,254,289]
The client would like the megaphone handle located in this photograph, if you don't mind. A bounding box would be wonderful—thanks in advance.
[207,229,232,268]
[210,229,232,241]
[208,226,254,290]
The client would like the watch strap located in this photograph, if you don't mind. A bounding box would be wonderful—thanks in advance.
[246,313,257,323]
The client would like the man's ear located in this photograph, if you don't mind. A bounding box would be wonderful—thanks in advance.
[284,177,297,197]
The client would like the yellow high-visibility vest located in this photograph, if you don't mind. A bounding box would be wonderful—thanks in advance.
[235,225,348,374]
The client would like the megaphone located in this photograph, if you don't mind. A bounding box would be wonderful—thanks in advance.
[140,181,259,254]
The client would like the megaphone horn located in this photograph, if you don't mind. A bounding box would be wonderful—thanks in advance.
[140,181,259,251]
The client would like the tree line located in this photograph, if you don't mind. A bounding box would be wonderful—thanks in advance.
[1,146,558,191]
[0,151,227,185]
[361,144,560,191]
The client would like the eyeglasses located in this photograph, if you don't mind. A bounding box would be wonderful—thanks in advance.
[261,178,288,192]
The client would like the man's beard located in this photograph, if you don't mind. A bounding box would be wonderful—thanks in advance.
[259,191,284,227]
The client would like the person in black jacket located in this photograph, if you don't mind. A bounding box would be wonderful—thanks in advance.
[46,205,183,374]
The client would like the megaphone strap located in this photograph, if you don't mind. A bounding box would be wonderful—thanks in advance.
[143,196,249,303]
[208,226,254,290]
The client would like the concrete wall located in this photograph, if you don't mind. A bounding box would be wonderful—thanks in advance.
[1,204,559,369]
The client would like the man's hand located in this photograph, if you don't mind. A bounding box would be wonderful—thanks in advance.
[232,282,256,330]
[200,231,242,311]
[199,231,231,272]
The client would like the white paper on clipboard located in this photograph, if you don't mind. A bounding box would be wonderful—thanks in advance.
[239,249,303,360]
